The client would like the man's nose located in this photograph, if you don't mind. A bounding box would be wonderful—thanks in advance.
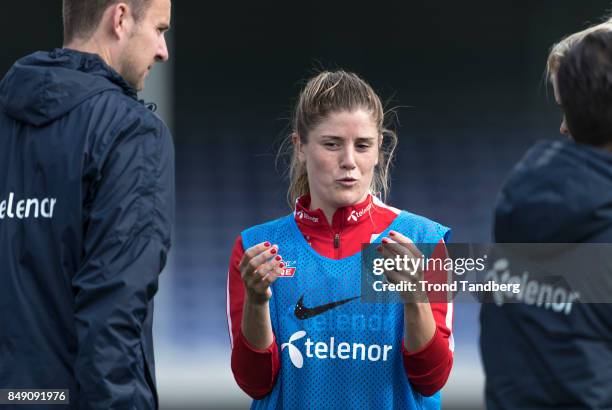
[156,35,169,62]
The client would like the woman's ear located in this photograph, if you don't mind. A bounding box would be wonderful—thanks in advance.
[293,133,306,163]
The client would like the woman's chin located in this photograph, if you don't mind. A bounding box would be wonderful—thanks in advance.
[330,191,367,208]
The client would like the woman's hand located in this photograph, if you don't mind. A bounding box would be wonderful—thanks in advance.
[376,230,437,352]
[240,241,284,305]
[240,241,284,349]
[376,231,427,304]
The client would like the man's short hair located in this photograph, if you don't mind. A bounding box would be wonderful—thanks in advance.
[546,19,612,84]
[63,0,151,44]
[557,30,612,146]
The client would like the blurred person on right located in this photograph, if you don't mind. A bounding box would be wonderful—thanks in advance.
[480,22,612,409]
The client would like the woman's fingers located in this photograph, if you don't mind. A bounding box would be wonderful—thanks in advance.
[376,233,423,280]
[239,241,272,272]
[240,242,279,278]
[253,267,281,293]
[388,230,423,259]
[243,248,284,295]
[255,257,284,281]
[379,232,423,259]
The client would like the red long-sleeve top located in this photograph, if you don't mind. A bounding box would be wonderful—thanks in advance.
[226,195,454,399]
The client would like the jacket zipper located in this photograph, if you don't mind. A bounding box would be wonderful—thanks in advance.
[334,233,340,258]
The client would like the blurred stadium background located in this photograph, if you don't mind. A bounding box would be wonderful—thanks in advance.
[3,1,611,408]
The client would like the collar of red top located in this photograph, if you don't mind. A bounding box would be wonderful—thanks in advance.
[294,194,375,230]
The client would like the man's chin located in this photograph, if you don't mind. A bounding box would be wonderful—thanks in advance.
[125,75,146,92]
[134,77,146,92]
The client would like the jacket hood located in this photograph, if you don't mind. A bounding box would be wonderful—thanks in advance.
[0,48,136,127]
[495,139,612,243]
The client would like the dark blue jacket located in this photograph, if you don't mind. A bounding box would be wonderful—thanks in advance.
[0,49,174,409]
[481,139,612,409]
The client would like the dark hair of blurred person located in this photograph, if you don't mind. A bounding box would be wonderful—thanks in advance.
[557,29,612,148]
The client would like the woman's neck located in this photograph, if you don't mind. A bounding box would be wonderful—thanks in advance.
[309,193,369,226]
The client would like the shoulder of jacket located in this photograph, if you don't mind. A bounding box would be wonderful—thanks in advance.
[85,90,168,134]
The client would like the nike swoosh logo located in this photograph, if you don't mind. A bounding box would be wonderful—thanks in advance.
[294,295,359,320]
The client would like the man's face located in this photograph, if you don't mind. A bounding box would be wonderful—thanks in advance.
[119,0,171,91]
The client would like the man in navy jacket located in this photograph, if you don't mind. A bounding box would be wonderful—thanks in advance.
[481,28,612,409]
[0,0,173,408]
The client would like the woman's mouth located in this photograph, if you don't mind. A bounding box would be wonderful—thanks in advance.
[337,178,358,187]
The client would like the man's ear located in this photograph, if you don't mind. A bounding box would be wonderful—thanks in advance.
[293,133,306,163]
[108,2,134,40]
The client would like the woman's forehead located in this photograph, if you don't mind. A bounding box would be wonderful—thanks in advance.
[311,110,378,133]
